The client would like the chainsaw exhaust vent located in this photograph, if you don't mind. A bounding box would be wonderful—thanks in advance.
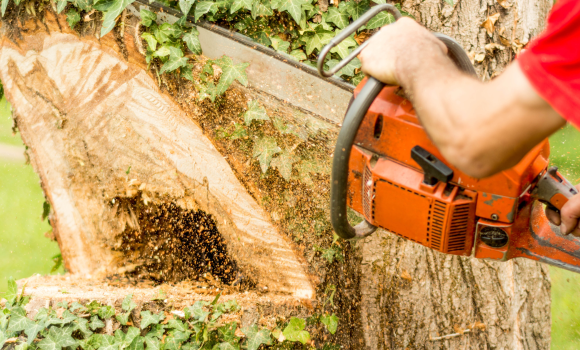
[447,203,471,252]
[430,201,446,250]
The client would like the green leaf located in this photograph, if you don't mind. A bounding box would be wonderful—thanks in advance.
[215,342,239,350]
[325,7,348,29]
[230,0,252,14]
[167,319,187,332]
[1,0,8,17]
[65,8,81,28]
[243,100,269,125]
[153,45,172,58]
[183,28,202,54]
[37,326,77,350]
[282,317,310,344]
[271,150,299,181]
[271,36,290,54]
[116,312,130,326]
[140,9,156,26]
[128,336,145,350]
[182,64,194,81]
[185,301,210,323]
[329,30,357,59]
[7,313,32,333]
[88,316,105,331]
[194,1,217,22]
[74,0,93,11]
[289,49,306,61]
[141,33,157,52]
[159,23,184,40]
[140,311,164,330]
[217,322,237,342]
[74,318,93,339]
[6,277,18,303]
[198,82,219,102]
[56,0,67,14]
[253,137,281,173]
[444,0,454,4]
[98,306,115,319]
[242,325,271,350]
[99,334,119,350]
[15,341,28,350]
[351,71,364,85]
[179,0,195,15]
[327,57,361,77]
[300,25,334,55]
[251,0,272,18]
[215,56,249,95]
[344,0,369,21]
[100,0,135,37]
[0,330,7,349]
[365,11,394,30]
[278,0,309,24]
[160,56,189,74]
[230,123,247,139]
[321,314,338,334]
[124,327,141,346]
[144,336,161,350]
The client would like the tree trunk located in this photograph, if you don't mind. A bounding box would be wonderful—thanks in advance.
[0,0,553,348]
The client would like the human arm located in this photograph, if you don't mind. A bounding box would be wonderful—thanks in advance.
[358,17,580,235]
[359,18,566,179]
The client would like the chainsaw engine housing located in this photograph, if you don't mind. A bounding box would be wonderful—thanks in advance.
[346,82,552,260]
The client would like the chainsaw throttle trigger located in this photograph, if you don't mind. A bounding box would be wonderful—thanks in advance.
[532,166,578,213]
[411,146,453,186]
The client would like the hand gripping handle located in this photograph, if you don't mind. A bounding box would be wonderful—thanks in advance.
[323,9,476,239]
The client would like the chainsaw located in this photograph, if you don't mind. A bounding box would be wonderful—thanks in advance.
[318,4,580,272]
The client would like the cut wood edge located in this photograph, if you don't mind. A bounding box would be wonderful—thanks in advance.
[0,12,316,299]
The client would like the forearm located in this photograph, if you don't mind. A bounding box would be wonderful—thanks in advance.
[398,55,565,178]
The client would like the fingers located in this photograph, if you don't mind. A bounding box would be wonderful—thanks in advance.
[559,193,580,235]
[545,206,561,226]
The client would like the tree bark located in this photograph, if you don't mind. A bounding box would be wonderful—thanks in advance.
[0,0,553,348]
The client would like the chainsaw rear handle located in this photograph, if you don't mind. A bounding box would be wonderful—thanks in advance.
[533,166,579,213]
[326,20,476,239]
[317,4,477,78]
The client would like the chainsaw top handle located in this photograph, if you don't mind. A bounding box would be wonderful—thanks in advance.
[322,6,476,239]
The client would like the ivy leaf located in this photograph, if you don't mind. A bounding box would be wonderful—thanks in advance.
[344,0,369,21]
[230,0,252,14]
[122,294,137,313]
[167,320,187,332]
[56,0,67,13]
[99,0,135,37]
[243,100,269,125]
[37,326,77,350]
[144,337,161,350]
[127,336,145,350]
[182,64,194,81]
[160,56,188,74]
[99,335,119,350]
[185,301,210,323]
[253,137,282,173]
[153,45,171,58]
[282,317,310,344]
[6,313,33,333]
[365,11,394,29]
[325,7,348,29]
[124,327,141,346]
[89,316,105,331]
[183,28,202,54]
[116,313,130,326]
[327,57,361,77]
[215,342,239,350]
[242,325,271,350]
[251,0,272,18]
[289,49,306,61]
[194,1,217,22]
[271,36,290,54]
[271,150,299,181]
[159,23,183,40]
[229,123,247,139]
[66,8,81,28]
[351,72,365,85]
[329,30,357,59]
[321,314,339,334]
[179,0,195,15]
[296,158,331,184]
[98,306,115,319]
[0,330,7,349]
[74,318,93,339]
[215,56,249,95]
[6,277,17,303]
[140,311,164,329]
[140,9,156,26]
[301,25,334,55]
[163,336,182,350]
[198,82,219,102]
[278,0,309,24]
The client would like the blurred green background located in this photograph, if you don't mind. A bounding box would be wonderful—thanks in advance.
[0,96,579,348]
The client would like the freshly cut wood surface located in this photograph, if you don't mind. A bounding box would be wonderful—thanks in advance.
[0,12,315,299]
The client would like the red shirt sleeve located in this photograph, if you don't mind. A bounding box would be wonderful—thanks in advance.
[517,0,580,127]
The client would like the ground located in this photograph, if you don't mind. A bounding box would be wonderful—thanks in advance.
[1,95,580,348]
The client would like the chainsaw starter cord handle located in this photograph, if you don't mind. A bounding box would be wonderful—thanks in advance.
[330,76,385,239]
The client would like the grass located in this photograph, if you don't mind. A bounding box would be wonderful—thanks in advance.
[0,97,61,298]
[0,95,579,346]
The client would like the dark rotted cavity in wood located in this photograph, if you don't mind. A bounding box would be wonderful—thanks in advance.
[114,198,239,284]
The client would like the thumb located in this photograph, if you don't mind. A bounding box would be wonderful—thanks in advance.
[559,193,580,234]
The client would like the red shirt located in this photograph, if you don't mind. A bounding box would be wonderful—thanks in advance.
[518,0,580,126]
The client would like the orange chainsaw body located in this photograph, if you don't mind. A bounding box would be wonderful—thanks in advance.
[347,80,580,269]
